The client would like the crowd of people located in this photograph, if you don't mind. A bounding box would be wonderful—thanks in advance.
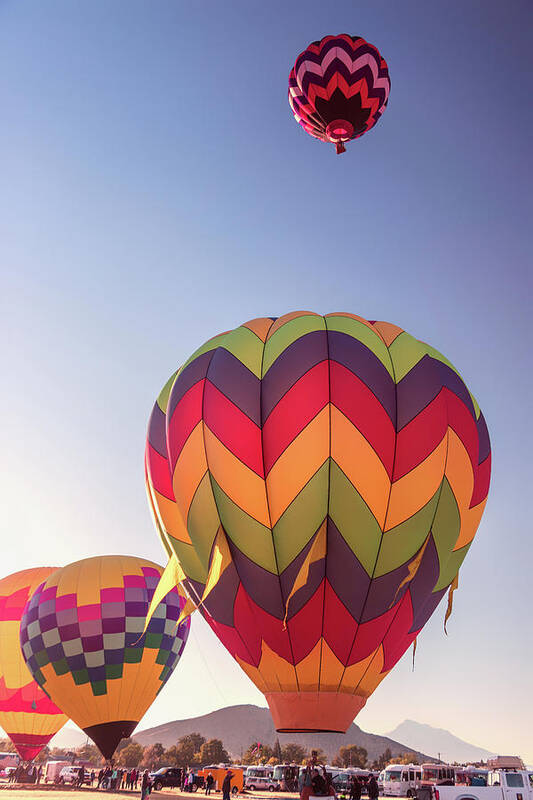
[299,759,380,800]
[7,764,43,784]
[96,766,150,791]
[4,758,382,800]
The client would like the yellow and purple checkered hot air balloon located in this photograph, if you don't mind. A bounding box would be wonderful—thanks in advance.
[0,568,67,761]
[19,555,190,760]
[145,312,491,734]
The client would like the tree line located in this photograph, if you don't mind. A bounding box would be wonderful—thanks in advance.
[0,736,420,771]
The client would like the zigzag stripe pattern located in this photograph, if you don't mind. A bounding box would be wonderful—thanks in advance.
[288,34,391,152]
[145,312,491,731]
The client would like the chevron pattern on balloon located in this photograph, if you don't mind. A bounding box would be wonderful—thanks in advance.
[288,35,391,152]
[145,311,491,731]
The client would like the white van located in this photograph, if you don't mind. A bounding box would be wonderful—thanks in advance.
[245,767,278,792]
[44,761,71,783]
[58,766,90,785]
[383,764,422,797]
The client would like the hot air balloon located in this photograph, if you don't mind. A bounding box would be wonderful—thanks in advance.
[19,555,190,760]
[288,35,390,153]
[0,568,67,761]
[145,312,491,733]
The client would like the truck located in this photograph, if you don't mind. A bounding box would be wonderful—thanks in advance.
[197,767,243,794]
[426,771,533,800]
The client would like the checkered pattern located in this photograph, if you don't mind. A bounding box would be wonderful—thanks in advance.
[20,567,188,697]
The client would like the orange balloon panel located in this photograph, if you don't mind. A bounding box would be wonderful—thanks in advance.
[0,569,67,760]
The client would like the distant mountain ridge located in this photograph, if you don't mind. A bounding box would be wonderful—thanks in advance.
[134,704,431,763]
[386,720,496,764]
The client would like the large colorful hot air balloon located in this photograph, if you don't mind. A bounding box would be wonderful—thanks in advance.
[0,568,67,760]
[145,312,491,733]
[288,35,390,153]
[19,555,190,760]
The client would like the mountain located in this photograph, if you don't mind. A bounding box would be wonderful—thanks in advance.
[49,726,88,750]
[386,721,496,764]
[135,704,431,763]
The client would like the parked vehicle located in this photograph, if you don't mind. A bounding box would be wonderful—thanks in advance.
[382,764,422,797]
[272,764,299,792]
[151,768,184,791]
[346,769,377,796]
[420,765,457,789]
[455,768,489,787]
[2,767,18,780]
[57,766,91,785]
[0,753,19,771]
[433,770,533,800]
[245,766,277,792]
[44,761,71,784]
[332,771,353,798]
[198,767,243,794]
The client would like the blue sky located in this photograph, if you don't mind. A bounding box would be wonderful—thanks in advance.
[1,1,532,762]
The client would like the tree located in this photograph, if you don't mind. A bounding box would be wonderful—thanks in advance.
[165,733,206,767]
[372,748,392,771]
[198,739,229,766]
[273,739,282,762]
[310,749,328,765]
[76,744,101,765]
[117,742,145,768]
[336,745,368,768]
[260,746,274,764]
[34,747,51,765]
[116,738,134,754]
[397,752,419,765]
[242,743,273,765]
[0,739,15,753]
[49,747,70,760]
[281,744,307,764]
[142,743,166,770]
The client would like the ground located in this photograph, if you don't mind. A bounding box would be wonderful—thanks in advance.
[0,789,302,800]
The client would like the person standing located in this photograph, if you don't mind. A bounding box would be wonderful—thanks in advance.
[350,776,362,800]
[367,776,379,800]
[222,770,233,800]
[206,773,214,796]
[141,770,151,800]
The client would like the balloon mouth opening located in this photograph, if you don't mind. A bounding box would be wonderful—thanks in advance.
[276,727,346,734]
[326,119,354,142]
[266,690,366,734]
[83,720,138,760]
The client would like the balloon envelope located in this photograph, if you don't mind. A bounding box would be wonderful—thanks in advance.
[0,568,67,760]
[20,555,190,759]
[146,312,491,733]
[289,35,391,153]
